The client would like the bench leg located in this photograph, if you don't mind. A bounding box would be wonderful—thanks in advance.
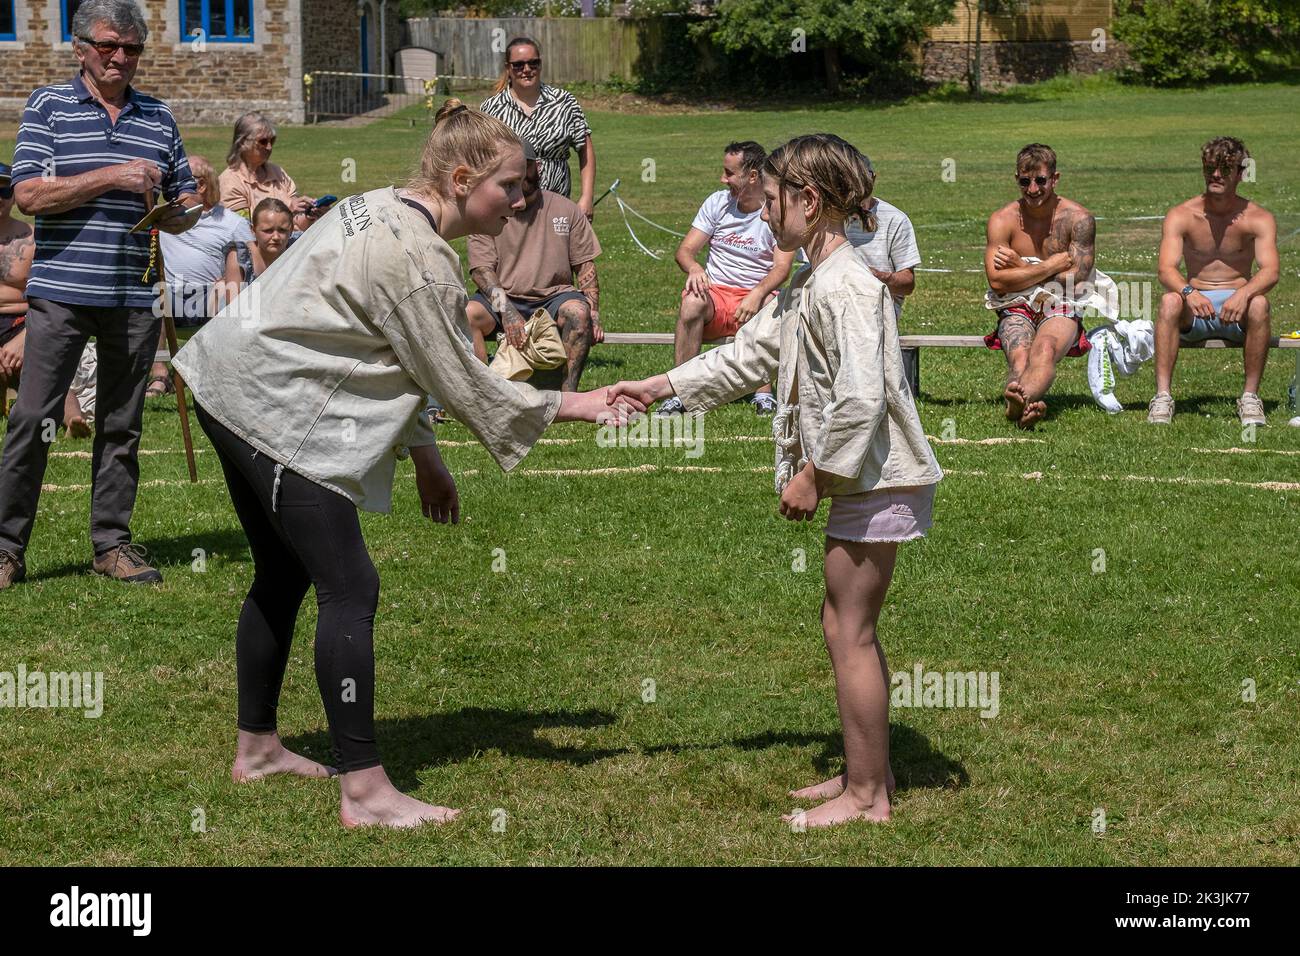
[902,347,920,399]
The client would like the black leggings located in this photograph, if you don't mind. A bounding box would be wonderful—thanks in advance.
[195,403,382,773]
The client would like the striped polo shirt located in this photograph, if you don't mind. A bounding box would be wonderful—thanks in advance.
[479,84,591,199]
[9,73,197,308]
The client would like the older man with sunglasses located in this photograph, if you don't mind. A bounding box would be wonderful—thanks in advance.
[983,143,1098,429]
[0,0,199,592]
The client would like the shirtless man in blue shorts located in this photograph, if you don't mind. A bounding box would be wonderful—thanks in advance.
[1148,136,1280,426]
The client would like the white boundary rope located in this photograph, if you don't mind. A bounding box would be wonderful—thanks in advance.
[611,182,686,261]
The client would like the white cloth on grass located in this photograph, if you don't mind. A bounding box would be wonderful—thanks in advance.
[1087,319,1155,413]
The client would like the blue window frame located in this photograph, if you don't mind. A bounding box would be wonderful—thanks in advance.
[1,1,17,42]
[180,1,255,44]
[60,0,84,42]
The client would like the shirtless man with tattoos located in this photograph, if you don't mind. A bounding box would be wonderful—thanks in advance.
[984,143,1097,429]
[1148,136,1279,426]
[0,165,89,435]
[466,139,604,391]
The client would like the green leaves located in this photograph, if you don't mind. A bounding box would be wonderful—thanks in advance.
[1114,0,1300,86]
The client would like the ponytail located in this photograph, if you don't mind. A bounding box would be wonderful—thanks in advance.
[764,133,877,236]
[408,97,522,200]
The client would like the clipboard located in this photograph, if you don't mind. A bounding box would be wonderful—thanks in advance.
[129,200,202,234]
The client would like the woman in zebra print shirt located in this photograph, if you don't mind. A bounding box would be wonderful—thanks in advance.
[478,36,597,221]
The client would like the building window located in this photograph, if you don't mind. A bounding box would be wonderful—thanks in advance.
[180,0,255,44]
[1,1,16,42]
[60,0,85,42]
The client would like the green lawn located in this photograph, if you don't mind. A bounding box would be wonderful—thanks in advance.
[2,76,1300,865]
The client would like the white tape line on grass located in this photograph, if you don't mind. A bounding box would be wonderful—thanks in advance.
[943,468,1300,492]
[42,478,221,493]
[1192,446,1300,457]
[433,434,1042,449]
[49,448,207,459]
[37,465,1299,494]
[465,463,1300,492]
[928,436,1045,445]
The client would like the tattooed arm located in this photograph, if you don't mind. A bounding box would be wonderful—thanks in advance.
[984,209,1070,294]
[0,227,35,292]
[468,263,527,351]
[574,259,603,343]
[1053,208,1096,287]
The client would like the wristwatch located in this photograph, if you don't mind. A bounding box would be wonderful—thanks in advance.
[1180,284,1195,298]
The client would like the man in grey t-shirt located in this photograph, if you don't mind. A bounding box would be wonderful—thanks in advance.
[846,196,921,319]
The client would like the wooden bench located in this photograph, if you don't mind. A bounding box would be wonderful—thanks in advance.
[600,332,1300,396]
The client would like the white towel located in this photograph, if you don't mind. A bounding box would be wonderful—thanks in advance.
[1086,319,1155,413]
[985,257,1120,320]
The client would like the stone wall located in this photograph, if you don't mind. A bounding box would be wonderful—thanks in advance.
[302,0,403,77]
[922,40,1133,87]
[1,0,305,125]
[300,0,407,122]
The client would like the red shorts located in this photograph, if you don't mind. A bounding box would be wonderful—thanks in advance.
[683,284,776,339]
[984,303,1091,357]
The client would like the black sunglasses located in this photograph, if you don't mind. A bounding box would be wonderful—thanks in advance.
[79,36,145,57]
[1017,175,1050,188]
[509,58,541,72]
[0,187,13,200]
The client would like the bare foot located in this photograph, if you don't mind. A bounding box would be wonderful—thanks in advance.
[339,765,461,830]
[63,392,91,438]
[1004,381,1026,422]
[783,788,892,828]
[789,771,896,801]
[231,729,336,782]
[1018,399,1047,430]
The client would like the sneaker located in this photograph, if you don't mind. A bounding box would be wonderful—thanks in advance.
[92,543,163,584]
[0,549,25,591]
[1237,392,1266,426]
[654,397,686,417]
[750,393,778,416]
[1146,392,1174,424]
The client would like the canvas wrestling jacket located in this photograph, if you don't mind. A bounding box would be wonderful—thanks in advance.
[667,241,942,498]
[175,187,562,512]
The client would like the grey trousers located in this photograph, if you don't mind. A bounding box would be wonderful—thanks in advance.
[0,297,160,559]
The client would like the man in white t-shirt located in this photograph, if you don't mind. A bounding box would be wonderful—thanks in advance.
[659,141,794,416]
[845,159,921,319]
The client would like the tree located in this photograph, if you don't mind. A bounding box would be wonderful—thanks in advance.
[1114,0,1300,85]
[964,0,1022,97]
[699,0,958,95]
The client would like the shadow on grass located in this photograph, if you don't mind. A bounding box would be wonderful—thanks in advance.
[287,708,625,790]
[27,528,252,582]
[645,724,967,794]
[285,710,966,795]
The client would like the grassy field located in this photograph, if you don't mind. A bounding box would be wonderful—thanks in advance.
[2,76,1300,865]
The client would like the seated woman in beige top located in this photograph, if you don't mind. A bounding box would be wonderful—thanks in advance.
[218,111,325,232]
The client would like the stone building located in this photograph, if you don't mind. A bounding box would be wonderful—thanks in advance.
[922,0,1131,86]
[1,0,404,124]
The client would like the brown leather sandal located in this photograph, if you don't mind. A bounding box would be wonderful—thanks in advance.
[144,374,173,398]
